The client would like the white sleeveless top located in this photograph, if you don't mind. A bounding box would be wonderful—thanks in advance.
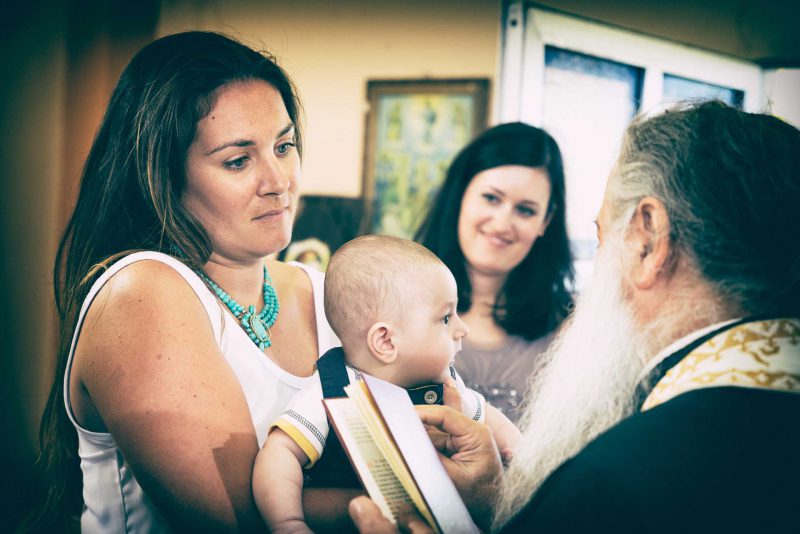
[63,251,339,533]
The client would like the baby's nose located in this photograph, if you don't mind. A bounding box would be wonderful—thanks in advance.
[454,315,469,338]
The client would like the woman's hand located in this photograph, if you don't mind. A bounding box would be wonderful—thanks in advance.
[304,488,363,532]
[348,497,432,534]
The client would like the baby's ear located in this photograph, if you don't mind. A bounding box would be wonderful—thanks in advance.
[366,322,398,365]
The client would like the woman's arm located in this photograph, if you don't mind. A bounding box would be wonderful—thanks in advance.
[73,260,265,531]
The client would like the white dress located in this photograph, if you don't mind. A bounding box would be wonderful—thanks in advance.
[63,251,339,533]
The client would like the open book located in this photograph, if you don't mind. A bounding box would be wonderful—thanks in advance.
[322,374,479,534]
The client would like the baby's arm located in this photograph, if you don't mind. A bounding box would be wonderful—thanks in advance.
[485,404,522,465]
[253,428,312,534]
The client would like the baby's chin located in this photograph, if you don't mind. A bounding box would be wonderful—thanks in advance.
[436,366,453,384]
[404,369,451,389]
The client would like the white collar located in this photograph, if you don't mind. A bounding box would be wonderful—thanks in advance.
[637,317,742,383]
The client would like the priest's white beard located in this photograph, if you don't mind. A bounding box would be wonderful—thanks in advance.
[494,235,667,528]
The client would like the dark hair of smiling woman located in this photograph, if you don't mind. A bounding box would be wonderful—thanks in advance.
[415,123,574,341]
[33,31,303,531]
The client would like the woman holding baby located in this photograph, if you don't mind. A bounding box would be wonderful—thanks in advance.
[34,32,353,532]
[33,28,569,533]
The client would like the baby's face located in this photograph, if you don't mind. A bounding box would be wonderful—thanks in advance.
[394,264,469,388]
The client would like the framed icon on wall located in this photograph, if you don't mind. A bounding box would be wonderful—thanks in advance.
[362,79,489,238]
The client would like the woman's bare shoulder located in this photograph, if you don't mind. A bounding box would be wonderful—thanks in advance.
[88,258,202,312]
[80,258,213,357]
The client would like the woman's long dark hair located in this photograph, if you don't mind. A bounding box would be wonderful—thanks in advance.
[32,31,303,531]
[416,122,573,341]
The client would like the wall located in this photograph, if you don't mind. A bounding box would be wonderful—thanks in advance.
[157,0,502,197]
[0,1,66,523]
[0,2,159,526]
[764,68,800,127]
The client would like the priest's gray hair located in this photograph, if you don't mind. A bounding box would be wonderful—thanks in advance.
[607,100,800,318]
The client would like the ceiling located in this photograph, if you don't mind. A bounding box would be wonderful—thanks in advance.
[531,0,800,67]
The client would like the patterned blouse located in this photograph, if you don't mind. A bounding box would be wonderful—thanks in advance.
[455,332,554,424]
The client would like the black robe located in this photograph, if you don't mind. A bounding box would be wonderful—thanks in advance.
[502,318,800,533]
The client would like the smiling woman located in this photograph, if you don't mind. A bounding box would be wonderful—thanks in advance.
[458,165,552,277]
[416,123,574,423]
[32,32,346,533]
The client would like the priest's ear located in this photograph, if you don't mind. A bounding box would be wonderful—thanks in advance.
[627,196,671,290]
[366,322,399,365]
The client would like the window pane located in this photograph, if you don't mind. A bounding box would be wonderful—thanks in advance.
[542,46,644,288]
[663,73,744,109]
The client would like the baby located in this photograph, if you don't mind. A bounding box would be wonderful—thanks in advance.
[253,235,520,533]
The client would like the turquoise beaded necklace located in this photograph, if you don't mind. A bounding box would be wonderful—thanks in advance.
[197,266,279,349]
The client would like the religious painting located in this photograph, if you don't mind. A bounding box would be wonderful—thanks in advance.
[362,79,489,238]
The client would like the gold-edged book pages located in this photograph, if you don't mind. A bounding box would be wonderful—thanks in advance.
[322,374,479,534]
[321,395,417,524]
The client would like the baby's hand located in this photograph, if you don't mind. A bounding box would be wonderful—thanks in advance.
[442,377,462,410]
[436,365,454,385]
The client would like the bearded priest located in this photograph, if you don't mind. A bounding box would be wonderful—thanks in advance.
[492,100,800,533]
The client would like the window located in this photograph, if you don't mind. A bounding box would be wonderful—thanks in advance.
[542,47,643,277]
[662,74,744,109]
[500,4,763,289]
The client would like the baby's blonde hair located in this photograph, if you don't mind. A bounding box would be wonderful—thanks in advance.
[324,235,444,348]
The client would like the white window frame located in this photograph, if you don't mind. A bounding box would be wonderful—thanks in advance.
[499,4,765,125]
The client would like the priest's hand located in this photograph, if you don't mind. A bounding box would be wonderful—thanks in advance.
[416,380,504,532]
[348,380,503,533]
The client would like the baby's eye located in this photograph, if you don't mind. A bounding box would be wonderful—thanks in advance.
[223,156,249,171]
[442,314,451,325]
